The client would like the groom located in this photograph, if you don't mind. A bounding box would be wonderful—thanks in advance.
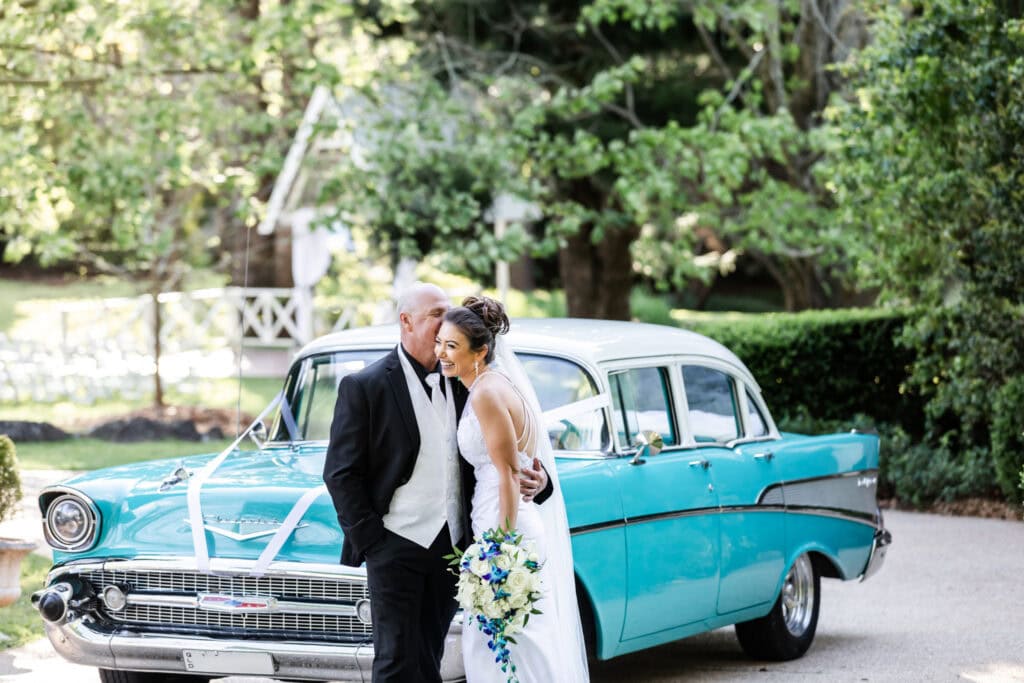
[323,282,551,683]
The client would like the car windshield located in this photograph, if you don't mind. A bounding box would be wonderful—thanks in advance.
[271,349,610,453]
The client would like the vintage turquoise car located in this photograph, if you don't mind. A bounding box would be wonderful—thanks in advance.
[33,319,890,682]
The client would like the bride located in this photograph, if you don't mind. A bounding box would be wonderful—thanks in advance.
[435,296,589,682]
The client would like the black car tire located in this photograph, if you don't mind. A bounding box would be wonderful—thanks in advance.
[734,552,821,661]
[98,670,210,683]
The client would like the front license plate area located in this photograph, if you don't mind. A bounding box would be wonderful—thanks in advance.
[183,649,275,675]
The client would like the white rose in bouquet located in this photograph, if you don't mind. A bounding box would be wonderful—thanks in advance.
[504,566,532,599]
[469,555,491,578]
[494,553,513,571]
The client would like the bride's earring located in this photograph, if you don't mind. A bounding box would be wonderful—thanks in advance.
[474,359,479,378]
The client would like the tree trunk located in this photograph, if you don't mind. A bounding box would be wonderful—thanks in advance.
[559,223,639,320]
[152,292,164,407]
[751,250,832,312]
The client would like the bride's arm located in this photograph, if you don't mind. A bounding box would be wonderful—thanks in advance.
[471,384,520,531]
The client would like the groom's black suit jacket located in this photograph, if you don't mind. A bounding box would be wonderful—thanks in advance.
[323,346,551,568]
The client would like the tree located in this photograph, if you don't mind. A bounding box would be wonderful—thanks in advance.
[327,0,868,318]
[0,0,366,404]
[827,0,1024,500]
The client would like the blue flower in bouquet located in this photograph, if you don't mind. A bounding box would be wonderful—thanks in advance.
[446,526,544,683]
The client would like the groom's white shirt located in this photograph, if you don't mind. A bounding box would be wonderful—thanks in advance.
[384,346,462,548]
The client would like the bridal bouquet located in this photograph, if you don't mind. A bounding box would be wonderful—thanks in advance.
[448,527,543,683]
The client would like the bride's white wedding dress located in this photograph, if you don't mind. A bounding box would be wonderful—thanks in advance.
[458,371,562,682]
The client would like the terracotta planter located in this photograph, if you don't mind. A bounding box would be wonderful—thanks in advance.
[0,538,37,608]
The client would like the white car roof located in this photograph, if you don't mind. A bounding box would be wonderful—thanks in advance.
[297,318,757,387]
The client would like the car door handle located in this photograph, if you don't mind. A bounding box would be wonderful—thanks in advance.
[688,459,710,469]
[752,451,774,461]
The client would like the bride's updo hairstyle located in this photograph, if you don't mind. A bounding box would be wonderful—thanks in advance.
[443,295,510,364]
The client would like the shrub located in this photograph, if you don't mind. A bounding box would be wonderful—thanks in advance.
[991,376,1024,503]
[0,434,22,523]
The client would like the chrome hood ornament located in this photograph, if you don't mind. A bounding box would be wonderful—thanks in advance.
[184,515,308,542]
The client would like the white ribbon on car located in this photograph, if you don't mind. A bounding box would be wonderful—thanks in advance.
[540,393,610,426]
[249,482,328,577]
[188,391,295,574]
[188,389,610,574]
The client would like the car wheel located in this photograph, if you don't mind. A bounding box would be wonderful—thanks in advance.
[98,670,211,683]
[734,552,821,661]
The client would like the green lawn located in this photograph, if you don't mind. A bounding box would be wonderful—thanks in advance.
[0,553,51,650]
[1,377,282,432]
[15,438,239,471]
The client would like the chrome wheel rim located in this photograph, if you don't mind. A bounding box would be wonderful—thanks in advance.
[781,554,815,637]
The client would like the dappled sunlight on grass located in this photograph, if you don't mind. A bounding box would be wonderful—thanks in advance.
[0,553,51,650]
[0,377,282,432]
[671,308,761,325]
[16,438,238,470]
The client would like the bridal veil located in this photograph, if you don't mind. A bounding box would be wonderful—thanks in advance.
[494,336,590,682]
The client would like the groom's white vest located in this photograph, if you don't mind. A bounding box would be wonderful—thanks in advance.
[383,348,462,548]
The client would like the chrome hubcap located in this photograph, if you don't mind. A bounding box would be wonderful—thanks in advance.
[781,554,815,637]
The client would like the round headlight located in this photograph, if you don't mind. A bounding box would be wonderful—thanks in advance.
[45,494,96,550]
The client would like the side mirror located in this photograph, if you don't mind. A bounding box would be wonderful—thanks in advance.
[630,430,664,466]
[248,419,269,449]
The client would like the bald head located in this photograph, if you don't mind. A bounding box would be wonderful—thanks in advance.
[397,282,450,368]
[397,282,448,316]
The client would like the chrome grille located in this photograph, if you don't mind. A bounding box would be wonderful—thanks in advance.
[81,569,370,638]
[83,570,367,602]
[109,604,372,636]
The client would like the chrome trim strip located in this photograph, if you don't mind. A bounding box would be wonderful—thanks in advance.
[43,617,465,682]
[48,557,368,586]
[570,502,882,536]
[783,505,880,527]
[118,592,359,617]
[40,486,102,553]
[126,593,199,608]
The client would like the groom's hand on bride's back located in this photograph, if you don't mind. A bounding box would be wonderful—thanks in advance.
[519,458,552,504]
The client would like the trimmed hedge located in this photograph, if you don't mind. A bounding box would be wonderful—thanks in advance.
[677,308,923,433]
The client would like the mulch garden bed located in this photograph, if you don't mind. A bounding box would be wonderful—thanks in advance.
[881,497,1022,521]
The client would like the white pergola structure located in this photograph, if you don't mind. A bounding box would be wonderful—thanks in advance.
[258,86,351,342]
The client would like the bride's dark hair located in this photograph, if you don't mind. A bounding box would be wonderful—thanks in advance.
[443,295,509,363]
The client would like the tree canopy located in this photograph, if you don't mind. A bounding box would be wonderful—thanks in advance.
[827,0,1024,500]
[322,0,868,318]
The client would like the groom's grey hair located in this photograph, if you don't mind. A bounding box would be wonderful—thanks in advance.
[396,281,447,315]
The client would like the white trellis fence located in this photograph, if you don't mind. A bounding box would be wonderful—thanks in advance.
[57,287,314,354]
[0,287,363,405]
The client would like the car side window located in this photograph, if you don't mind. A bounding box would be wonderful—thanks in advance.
[518,353,610,452]
[682,365,740,443]
[745,387,769,437]
[608,367,677,450]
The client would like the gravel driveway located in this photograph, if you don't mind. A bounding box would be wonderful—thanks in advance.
[3,474,1022,683]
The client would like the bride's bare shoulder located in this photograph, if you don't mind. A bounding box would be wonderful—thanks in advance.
[468,373,514,411]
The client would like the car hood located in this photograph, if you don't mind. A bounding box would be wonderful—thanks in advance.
[50,445,613,566]
[52,444,342,566]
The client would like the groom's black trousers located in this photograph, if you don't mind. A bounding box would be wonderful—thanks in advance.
[363,524,459,683]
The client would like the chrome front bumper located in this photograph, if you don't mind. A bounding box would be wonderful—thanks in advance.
[38,557,466,681]
[45,616,465,682]
[860,526,892,582]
